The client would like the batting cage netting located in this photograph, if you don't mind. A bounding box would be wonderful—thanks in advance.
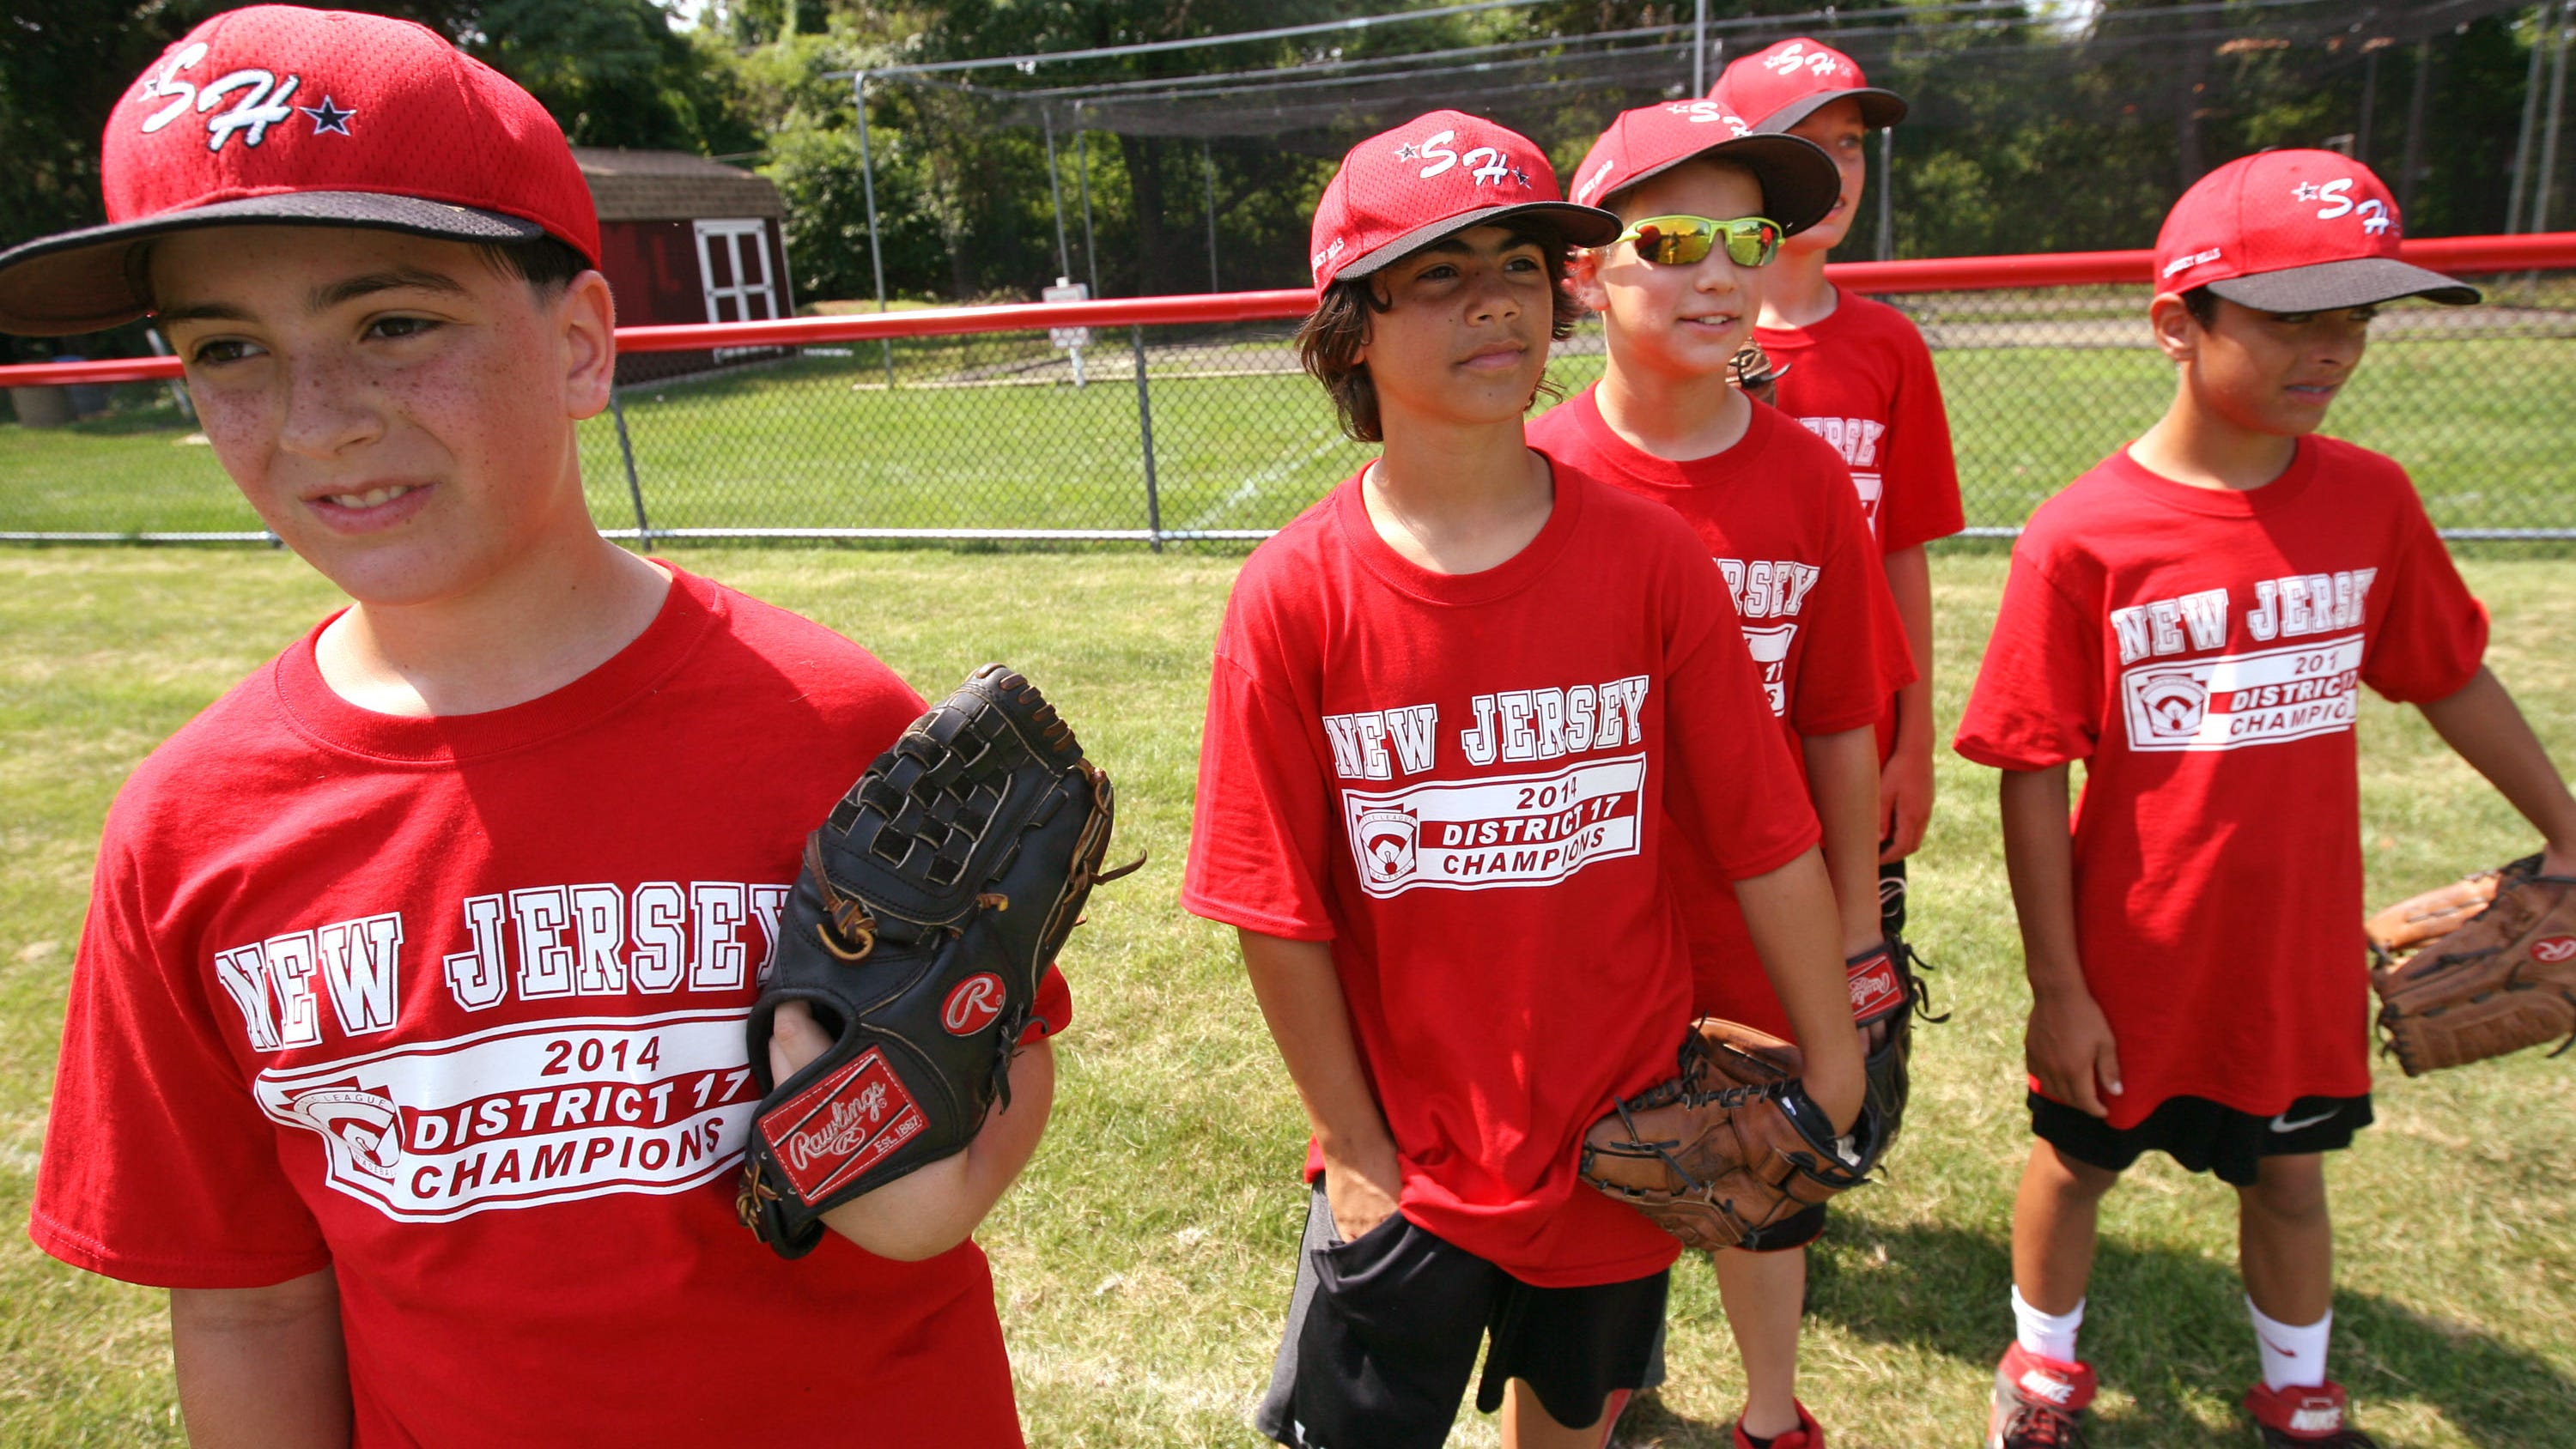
[3,237,2570,546]
[827,0,2567,306]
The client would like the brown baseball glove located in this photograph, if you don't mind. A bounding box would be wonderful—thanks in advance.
[1578,1019,1883,1252]
[1728,343,1784,408]
[2367,854,2576,1076]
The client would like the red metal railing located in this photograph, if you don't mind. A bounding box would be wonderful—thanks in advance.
[5,233,2572,390]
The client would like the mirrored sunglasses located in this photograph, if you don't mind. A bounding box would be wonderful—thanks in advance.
[1612,215,1784,268]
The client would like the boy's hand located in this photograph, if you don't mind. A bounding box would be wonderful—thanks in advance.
[2027,986,2123,1118]
[1321,1137,1404,1245]
[1802,1052,1868,1137]
[1879,740,1935,862]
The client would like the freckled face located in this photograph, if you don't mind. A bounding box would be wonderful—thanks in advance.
[1357,224,1558,428]
[150,226,596,607]
[1576,161,1768,377]
[2187,298,2375,436]
[1783,98,1868,255]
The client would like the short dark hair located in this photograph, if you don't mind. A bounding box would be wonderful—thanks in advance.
[1295,233,1583,444]
[2179,284,2220,326]
[474,234,592,294]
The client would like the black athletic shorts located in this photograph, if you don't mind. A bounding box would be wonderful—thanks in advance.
[1255,1180,1668,1449]
[2030,1091,2373,1188]
[1878,858,1908,939]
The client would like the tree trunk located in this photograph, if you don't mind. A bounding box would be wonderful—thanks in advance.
[2175,15,2208,191]
[1119,133,1171,295]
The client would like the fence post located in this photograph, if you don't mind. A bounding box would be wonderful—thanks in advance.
[1130,324,1163,553]
[611,390,651,549]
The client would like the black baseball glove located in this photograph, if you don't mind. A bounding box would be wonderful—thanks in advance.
[1847,934,1943,1152]
[736,664,1136,1258]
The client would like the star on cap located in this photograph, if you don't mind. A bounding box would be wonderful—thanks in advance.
[1394,142,1421,161]
[1510,167,1532,188]
[300,95,356,136]
[2292,181,2320,202]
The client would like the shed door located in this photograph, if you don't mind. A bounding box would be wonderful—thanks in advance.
[691,218,778,324]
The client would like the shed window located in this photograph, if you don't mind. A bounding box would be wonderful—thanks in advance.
[691,219,778,324]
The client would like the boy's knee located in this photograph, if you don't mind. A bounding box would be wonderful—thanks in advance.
[2240,1156,2329,1221]
[2031,1141,2121,1201]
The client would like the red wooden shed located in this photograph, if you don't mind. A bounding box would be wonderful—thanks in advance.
[574,148,795,384]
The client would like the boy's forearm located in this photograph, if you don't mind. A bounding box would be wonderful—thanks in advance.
[1734,847,1866,1130]
[1997,766,2087,995]
[1238,931,1396,1162]
[1801,724,1891,953]
[2417,666,2576,861]
[171,1270,351,1449]
[1885,544,1936,743]
[818,1037,1057,1261]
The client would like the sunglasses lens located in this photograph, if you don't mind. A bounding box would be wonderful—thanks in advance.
[1631,221,1714,266]
[1722,221,1783,267]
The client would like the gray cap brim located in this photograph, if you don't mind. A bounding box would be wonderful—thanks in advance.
[1752,88,1909,136]
[1338,201,1625,281]
[1601,133,1843,239]
[2204,256,2481,312]
[0,191,551,336]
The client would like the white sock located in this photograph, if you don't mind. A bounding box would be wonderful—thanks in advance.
[2011,1285,2085,1363]
[2248,1297,2331,1391]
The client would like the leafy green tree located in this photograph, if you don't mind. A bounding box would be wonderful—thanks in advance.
[476,0,759,152]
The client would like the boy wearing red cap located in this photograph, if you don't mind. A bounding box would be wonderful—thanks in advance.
[1711,37,1963,938]
[1182,110,1867,1449]
[1,9,1062,1446]
[1528,101,1914,1449]
[1956,152,2576,1448]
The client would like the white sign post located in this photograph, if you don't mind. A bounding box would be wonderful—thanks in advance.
[1042,276,1091,387]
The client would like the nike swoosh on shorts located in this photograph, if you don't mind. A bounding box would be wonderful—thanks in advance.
[2269,1108,2339,1132]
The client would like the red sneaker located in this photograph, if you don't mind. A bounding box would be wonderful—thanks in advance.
[2245,1381,2380,1446]
[1987,1343,2094,1448]
[1731,1399,1822,1448]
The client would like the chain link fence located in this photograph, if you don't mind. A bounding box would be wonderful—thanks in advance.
[4,263,2573,547]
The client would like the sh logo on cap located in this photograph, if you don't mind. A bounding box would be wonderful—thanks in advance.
[1391,127,1535,189]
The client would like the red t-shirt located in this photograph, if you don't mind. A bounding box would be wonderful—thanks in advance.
[1527,390,1914,1031]
[1757,289,1965,555]
[1953,439,2486,1127]
[1182,465,1820,1287]
[32,567,1068,1448]
[1760,289,1965,760]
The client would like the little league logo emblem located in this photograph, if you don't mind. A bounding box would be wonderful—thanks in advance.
[1358,805,1419,887]
[2135,669,2210,740]
[273,1079,404,1183]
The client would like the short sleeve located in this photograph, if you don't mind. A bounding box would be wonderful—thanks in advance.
[29,826,331,1289]
[1022,965,1074,1043]
[1662,562,1824,880]
[1954,549,2104,771]
[1789,472,1916,739]
[1875,320,1966,554]
[2360,487,2488,705]
[1180,651,1339,942]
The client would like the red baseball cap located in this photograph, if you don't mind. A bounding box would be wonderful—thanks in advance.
[1566,100,1840,235]
[2155,150,2476,311]
[0,4,600,336]
[1710,38,1907,134]
[1309,110,1619,289]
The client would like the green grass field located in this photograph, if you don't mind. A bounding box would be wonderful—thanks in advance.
[3,547,2573,1447]
[6,327,2573,539]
